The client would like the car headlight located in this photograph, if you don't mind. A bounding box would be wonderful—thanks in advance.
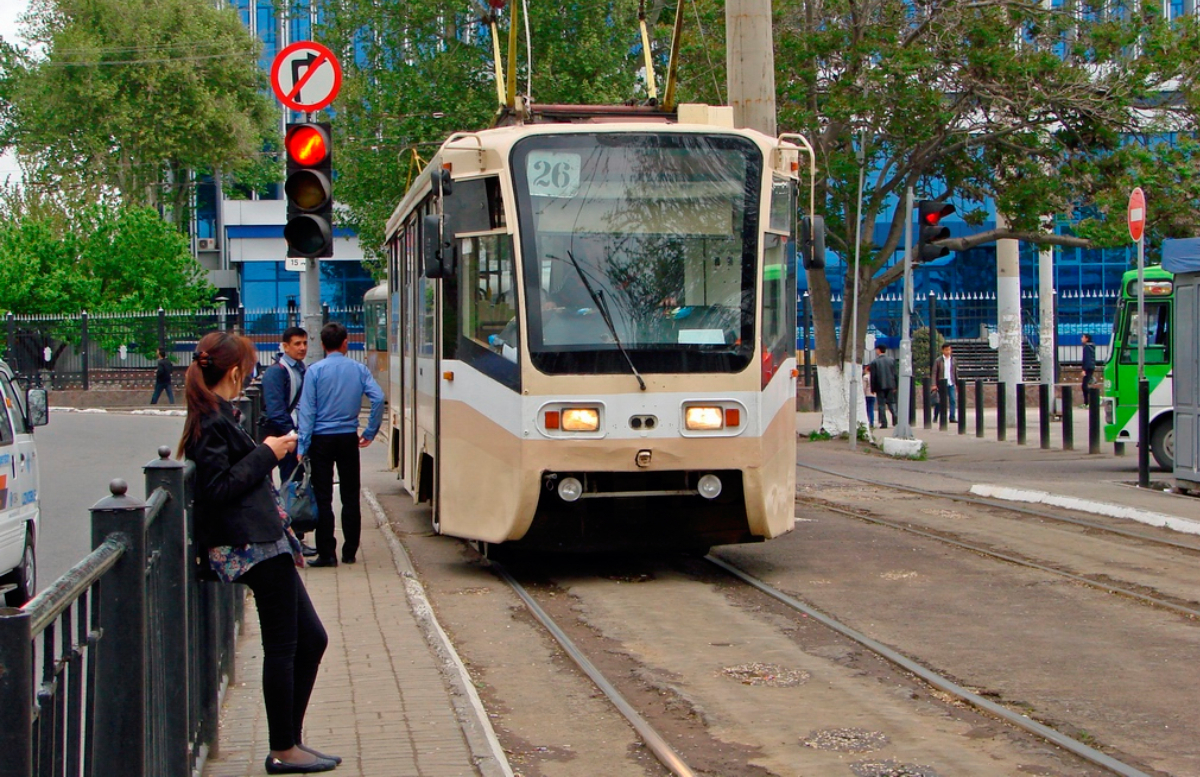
[685,406,724,431]
[561,407,600,432]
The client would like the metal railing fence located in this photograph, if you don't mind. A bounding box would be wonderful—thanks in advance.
[808,288,1118,365]
[3,305,367,390]
[0,448,244,777]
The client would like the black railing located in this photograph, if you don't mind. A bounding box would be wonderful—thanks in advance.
[0,448,243,777]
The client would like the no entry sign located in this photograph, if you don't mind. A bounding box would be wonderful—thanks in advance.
[270,41,342,113]
[1128,187,1146,243]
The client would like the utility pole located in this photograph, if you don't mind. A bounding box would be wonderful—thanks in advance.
[1038,220,1055,387]
[725,0,776,135]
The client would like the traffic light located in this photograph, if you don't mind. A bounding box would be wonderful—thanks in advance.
[916,200,954,263]
[284,121,333,258]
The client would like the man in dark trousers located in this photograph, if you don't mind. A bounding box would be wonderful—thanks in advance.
[261,326,315,556]
[869,345,898,428]
[933,343,961,423]
[1081,333,1097,407]
[150,348,174,404]
[298,322,385,567]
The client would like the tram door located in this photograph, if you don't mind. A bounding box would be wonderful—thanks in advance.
[402,218,420,493]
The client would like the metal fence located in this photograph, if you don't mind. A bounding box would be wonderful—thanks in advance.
[0,443,246,777]
[2,305,366,390]
[802,288,1118,365]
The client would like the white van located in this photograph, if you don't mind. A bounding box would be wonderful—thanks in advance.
[0,358,48,607]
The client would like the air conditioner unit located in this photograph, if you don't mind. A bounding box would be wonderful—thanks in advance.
[197,238,217,251]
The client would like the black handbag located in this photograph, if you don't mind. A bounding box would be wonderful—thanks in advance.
[282,460,318,534]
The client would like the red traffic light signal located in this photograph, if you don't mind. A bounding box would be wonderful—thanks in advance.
[916,200,954,263]
[286,124,329,167]
[284,122,333,259]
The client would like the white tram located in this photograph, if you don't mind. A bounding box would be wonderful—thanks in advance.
[382,103,820,551]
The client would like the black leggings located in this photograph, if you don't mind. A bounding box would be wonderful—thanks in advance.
[238,553,328,751]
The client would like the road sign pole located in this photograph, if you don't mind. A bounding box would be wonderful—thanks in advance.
[1128,187,1149,488]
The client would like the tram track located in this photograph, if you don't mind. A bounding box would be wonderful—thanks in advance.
[795,461,1200,555]
[487,550,1159,777]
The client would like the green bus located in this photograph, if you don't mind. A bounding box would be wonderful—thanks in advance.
[1102,265,1175,469]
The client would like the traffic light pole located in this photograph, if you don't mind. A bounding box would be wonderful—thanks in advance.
[895,187,915,440]
[302,256,322,365]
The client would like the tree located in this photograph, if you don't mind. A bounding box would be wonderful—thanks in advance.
[772,0,1200,432]
[0,200,213,315]
[0,0,277,225]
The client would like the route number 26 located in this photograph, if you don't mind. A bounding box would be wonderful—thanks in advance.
[526,152,581,198]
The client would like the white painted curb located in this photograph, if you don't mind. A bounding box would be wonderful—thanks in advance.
[882,437,926,459]
[363,487,514,777]
[970,484,1200,536]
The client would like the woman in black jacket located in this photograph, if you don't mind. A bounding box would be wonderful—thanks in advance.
[179,332,338,775]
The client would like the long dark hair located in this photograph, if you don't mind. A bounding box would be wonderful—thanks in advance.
[177,331,258,458]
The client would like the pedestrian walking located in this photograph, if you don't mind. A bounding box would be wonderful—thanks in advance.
[297,322,385,568]
[150,348,175,404]
[1081,333,1097,407]
[862,364,876,428]
[933,343,960,423]
[869,345,898,428]
[261,327,317,557]
[178,331,339,775]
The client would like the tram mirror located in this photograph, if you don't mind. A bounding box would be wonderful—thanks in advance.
[423,214,446,278]
[422,214,458,279]
[800,215,826,271]
[439,168,453,197]
[25,387,48,427]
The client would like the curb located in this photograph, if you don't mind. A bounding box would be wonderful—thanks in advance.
[363,487,514,777]
[969,484,1200,536]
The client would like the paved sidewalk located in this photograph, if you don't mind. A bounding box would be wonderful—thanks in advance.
[201,476,506,777]
[797,406,1200,531]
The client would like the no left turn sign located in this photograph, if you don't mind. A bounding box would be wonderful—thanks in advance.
[270,41,342,113]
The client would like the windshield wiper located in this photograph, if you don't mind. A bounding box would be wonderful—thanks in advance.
[564,250,646,391]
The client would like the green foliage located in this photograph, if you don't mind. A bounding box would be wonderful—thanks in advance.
[807,429,833,442]
[0,201,213,315]
[910,327,944,380]
[856,422,869,442]
[0,0,276,218]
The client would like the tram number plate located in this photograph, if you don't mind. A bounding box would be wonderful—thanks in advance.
[527,152,581,198]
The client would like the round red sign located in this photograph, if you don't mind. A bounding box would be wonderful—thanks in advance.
[1128,187,1146,243]
[270,41,342,113]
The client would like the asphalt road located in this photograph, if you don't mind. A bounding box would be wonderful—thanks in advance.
[35,410,185,590]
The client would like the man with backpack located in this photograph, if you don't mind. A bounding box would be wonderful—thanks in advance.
[261,326,316,556]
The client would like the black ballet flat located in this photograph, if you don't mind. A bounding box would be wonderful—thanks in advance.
[264,754,337,774]
[298,744,343,765]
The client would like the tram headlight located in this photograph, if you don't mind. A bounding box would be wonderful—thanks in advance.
[557,476,584,502]
[561,407,600,432]
[697,474,723,500]
[685,406,723,430]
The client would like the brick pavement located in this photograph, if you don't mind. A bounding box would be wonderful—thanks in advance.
[201,488,496,777]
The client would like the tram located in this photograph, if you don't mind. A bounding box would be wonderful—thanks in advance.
[382,103,821,551]
[363,282,390,397]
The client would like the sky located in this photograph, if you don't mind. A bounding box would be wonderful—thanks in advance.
[0,0,29,183]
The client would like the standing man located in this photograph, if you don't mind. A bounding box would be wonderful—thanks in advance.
[869,345,898,428]
[261,326,308,484]
[298,322,385,568]
[261,327,315,557]
[933,343,961,423]
[1081,333,1097,407]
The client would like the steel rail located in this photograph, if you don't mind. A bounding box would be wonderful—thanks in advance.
[796,496,1200,620]
[706,555,1155,777]
[490,562,697,777]
[796,462,1200,553]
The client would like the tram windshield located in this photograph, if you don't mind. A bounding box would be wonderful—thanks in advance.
[512,132,763,374]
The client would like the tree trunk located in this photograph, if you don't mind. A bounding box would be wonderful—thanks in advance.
[808,263,883,435]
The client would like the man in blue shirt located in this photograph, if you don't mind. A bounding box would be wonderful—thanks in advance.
[297,322,385,567]
[261,326,308,484]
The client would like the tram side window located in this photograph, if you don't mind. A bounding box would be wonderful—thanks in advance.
[1120,301,1170,364]
[761,231,796,382]
[454,233,520,390]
